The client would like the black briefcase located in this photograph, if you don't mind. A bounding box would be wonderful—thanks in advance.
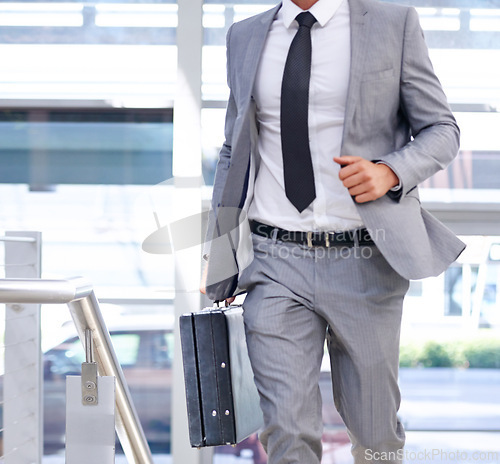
[179,305,263,447]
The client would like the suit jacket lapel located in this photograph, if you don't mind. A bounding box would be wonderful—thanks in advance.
[221,5,280,209]
[225,0,369,205]
[342,0,370,152]
[239,4,281,106]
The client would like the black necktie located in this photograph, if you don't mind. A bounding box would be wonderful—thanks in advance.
[281,11,317,213]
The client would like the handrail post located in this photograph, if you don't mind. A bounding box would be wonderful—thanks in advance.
[67,287,154,464]
[66,327,115,464]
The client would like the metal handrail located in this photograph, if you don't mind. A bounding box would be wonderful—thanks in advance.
[0,236,37,243]
[0,277,154,464]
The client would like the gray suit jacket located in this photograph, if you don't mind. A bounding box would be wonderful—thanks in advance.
[205,0,465,300]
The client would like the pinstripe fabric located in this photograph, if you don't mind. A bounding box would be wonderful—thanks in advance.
[239,235,408,464]
[205,0,466,456]
[204,0,466,302]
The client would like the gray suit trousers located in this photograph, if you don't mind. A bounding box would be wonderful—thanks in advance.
[239,234,408,464]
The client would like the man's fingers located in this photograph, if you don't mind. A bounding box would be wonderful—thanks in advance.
[334,156,398,203]
[352,192,375,203]
[200,263,208,294]
[347,182,369,197]
[338,165,356,181]
[341,171,368,189]
[333,155,361,166]
[334,156,364,181]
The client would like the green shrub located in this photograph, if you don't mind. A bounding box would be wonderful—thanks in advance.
[399,343,421,368]
[462,338,500,369]
[443,341,467,368]
[399,332,500,369]
[420,341,454,367]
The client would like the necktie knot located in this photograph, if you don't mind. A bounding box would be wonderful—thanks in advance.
[296,11,317,29]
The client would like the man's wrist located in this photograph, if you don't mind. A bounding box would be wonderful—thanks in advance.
[376,161,401,191]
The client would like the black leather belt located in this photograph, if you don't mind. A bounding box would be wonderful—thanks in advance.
[250,220,374,248]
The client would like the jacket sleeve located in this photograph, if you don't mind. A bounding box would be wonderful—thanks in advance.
[379,7,460,201]
[203,24,237,259]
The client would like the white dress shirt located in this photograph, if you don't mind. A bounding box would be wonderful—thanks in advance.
[248,0,364,232]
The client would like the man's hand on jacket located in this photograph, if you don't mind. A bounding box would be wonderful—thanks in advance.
[334,156,399,203]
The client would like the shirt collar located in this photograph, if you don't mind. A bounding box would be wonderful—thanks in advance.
[282,0,345,28]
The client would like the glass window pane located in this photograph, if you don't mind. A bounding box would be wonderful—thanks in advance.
[110,333,141,367]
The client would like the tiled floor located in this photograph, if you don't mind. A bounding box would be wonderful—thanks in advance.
[41,432,500,463]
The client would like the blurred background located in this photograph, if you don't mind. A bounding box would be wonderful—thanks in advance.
[0,0,499,462]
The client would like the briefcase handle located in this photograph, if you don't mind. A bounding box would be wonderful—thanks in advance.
[213,300,229,308]
[213,300,242,311]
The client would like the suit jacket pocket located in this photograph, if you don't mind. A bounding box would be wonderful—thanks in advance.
[361,67,395,82]
[359,70,398,133]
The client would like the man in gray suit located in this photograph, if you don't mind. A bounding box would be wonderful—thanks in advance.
[201,0,465,462]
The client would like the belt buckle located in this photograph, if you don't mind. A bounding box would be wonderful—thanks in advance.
[307,231,334,247]
[307,231,313,248]
[325,232,333,248]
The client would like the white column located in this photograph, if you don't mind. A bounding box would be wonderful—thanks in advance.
[4,231,42,464]
[172,0,213,463]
